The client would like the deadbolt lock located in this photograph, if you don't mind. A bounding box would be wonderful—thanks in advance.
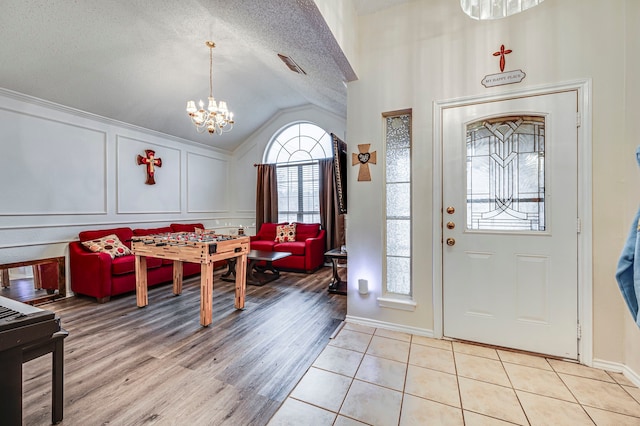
[446,221,455,229]
[446,238,455,246]
[446,206,455,214]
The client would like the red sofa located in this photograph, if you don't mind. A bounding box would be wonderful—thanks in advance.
[250,222,326,273]
[69,223,218,302]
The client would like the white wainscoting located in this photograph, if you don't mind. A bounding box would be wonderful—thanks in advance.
[187,152,229,213]
[116,135,181,214]
[0,108,107,215]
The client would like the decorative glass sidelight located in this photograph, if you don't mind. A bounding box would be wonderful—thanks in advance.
[466,116,545,231]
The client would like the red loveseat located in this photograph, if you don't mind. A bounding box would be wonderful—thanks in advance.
[70,223,218,302]
[250,222,326,273]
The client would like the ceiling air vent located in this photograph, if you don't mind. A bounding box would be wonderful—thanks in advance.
[278,53,306,75]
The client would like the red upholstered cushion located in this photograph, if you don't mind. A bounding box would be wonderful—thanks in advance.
[251,240,276,251]
[111,255,162,275]
[256,222,287,241]
[274,241,306,256]
[170,223,204,232]
[79,227,133,248]
[133,226,172,236]
[293,223,320,241]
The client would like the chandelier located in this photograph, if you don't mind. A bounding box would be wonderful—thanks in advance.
[186,41,234,135]
[460,0,544,20]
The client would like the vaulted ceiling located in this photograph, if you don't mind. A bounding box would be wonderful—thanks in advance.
[0,0,409,151]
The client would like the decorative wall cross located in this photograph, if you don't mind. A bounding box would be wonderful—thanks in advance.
[351,143,376,181]
[137,149,162,185]
[493,44,512,72]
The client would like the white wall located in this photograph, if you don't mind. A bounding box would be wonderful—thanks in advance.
[0,89,236,291]
[344,0,639,371]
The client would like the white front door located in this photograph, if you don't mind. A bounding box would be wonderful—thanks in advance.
[442,91,579,359]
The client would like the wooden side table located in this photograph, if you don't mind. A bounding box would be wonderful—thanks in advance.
[325,248,347,295]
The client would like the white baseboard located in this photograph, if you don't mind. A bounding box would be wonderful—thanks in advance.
[345,314,434,338]
[592,358,640,388]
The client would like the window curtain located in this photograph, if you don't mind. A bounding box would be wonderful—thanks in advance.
[319,158,345,250]
[255,163,278,231]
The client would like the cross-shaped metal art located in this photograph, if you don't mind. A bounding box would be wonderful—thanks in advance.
[137,149,162,185]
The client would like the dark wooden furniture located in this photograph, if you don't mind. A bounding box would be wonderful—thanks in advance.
[222,249,292,286]
[325,248,347,295]
[0,295,68,425]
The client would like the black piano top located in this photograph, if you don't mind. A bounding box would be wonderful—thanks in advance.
[0,296,56,333]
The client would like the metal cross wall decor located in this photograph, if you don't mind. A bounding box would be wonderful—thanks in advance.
[137,149,162,185]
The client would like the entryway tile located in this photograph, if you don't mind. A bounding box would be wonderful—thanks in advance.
[404,364,460,407]
[267,397,336,426]
[289,367,352,412]
[329,329,372,353]
[583,405,640,426]
[559,373,640,417]
[625,385,640,404]
[607,371,637,387]
[463,410,518,425]
[374,328,412,342]
[516,391,594,425]
[340,379,402,425]
[409,343,456,374]
[366,335,410,363]
[333,415,369,426]
[454,353,511,387]
[548,359,615,382]
[458,377,527,425]
[343,322,375,335]
[399,394,463,426]
[497,349,553,371]
[503,362,575,402]
[355,354,407,391]
[412,335,453,351]
[452,341,499,360]
[312,345,364,378]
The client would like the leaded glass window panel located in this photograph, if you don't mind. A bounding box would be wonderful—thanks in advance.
[384,111,412,297]
[466,116,545,231]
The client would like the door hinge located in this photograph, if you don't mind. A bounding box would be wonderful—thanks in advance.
[576,112,582,127]
[577,217,582,233]
[577,323,582,339]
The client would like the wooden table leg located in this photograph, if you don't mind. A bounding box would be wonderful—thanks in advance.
[135,255,148,307]
[234,254,247,309]
[173,260,183,295]
[1,268,10,288]
[200,261,214,326]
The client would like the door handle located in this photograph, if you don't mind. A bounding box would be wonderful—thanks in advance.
[446,238,455,246]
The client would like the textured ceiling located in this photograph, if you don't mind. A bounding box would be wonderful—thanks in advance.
[0,0,366,152]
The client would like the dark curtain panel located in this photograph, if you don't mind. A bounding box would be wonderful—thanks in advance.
[255,164,278,231]
[319,158,345,250]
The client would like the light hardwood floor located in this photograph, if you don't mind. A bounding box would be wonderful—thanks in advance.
[22,266,346,425]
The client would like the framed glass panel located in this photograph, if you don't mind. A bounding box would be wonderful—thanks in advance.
[466,116,545,231]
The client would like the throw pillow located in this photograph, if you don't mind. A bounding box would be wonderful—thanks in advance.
[275,223,296,243]
[82,234,131,259]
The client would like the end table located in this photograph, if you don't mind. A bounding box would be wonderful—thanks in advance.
[325,248,347,295]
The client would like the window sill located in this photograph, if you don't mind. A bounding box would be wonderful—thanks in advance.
[377,297,417,312]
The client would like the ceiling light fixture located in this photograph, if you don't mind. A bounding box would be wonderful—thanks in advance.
[460,0,544,20]
[186,41,234,135]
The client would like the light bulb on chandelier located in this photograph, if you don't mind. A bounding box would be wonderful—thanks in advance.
[186,41,234,135]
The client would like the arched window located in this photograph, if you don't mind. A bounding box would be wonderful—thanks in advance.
[264,122,332,223]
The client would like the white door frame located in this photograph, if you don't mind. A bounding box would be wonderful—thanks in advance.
[432,79,593,365]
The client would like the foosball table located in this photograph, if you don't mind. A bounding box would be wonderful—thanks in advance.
[131,230,250,326]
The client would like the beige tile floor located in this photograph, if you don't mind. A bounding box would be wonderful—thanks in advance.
[268,322,640,426]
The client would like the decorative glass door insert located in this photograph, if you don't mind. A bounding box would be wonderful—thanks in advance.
[466,116,545,231]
